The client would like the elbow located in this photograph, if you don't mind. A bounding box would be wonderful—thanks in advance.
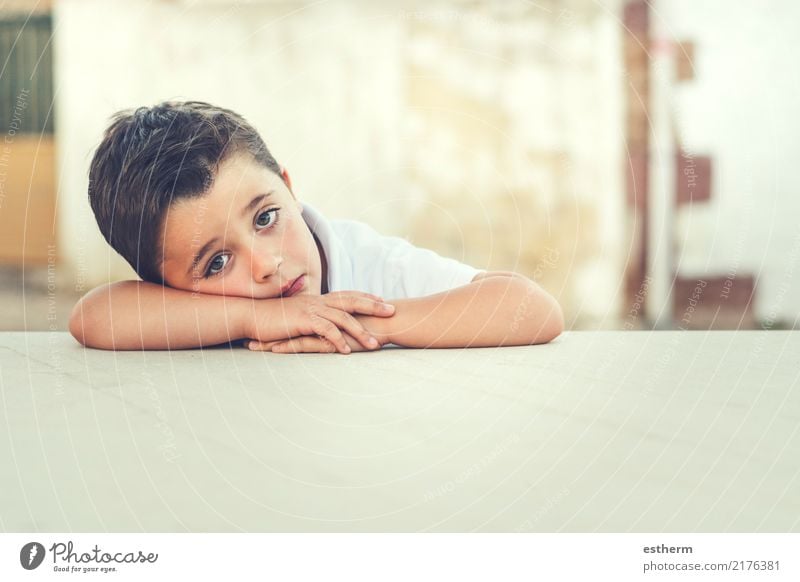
[69,299,97,348]
[69,295,114,350]
[523,287,564,345]
[69,299,87,346]
[533,299,564,344]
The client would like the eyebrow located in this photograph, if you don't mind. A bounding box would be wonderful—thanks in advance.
[240,191,273,218]
[187,191,274,276]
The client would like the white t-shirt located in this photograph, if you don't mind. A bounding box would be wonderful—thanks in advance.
[301,202,482,299]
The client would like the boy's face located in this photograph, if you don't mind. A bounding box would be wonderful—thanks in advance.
[159,152,325,299]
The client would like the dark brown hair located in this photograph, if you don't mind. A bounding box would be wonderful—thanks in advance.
[88,100,281,283]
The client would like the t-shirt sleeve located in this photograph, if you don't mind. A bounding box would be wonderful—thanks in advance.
[334,218,483,299]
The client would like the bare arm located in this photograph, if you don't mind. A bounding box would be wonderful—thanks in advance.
[360,273,563,348]
[245,272,563,353]
[69,281,394,351]
[69,281,257,350]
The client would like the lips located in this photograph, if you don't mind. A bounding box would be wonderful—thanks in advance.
[279,275,305,298]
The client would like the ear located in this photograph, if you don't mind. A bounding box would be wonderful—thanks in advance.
[279,166,293,192]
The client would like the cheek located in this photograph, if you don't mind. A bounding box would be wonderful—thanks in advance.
[283,219,314,258]
[191,269,249,297]
[217,271,254,296]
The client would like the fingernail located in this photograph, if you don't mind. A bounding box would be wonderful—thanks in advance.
[382,303,395,311]
[368,337,379,348]
[344,345,351,353]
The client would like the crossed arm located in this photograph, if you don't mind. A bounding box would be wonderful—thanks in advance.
[69,271,562,351]
[250,271,563,352]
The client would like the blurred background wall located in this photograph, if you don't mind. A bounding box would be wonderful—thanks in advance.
[1,0,799,333]
[660,0,800,330]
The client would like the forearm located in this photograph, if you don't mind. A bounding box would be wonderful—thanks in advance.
[361,277,563,348]
[69,280,254,350]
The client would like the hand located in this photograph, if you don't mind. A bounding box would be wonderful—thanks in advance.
[246,330,389,354]
[246,291,395,354]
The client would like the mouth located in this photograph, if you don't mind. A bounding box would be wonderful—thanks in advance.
[279,275,305,298]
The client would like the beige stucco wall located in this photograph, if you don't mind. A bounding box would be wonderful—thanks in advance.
[54,0,625,326]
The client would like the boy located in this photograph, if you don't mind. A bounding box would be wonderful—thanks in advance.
[70,101,563,353]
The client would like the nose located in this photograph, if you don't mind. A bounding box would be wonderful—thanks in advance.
[246,246,283,282]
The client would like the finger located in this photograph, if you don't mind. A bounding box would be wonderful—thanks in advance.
[325,291,389,308]
[327,291,384,302]
[324,295,395,317]
[333,311,379,350]
[309,315,351,354]
[319,307,379,350]
[273,336,337,354]
[247,339,280,351]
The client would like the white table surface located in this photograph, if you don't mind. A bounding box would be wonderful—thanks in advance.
[1,331,798,532]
